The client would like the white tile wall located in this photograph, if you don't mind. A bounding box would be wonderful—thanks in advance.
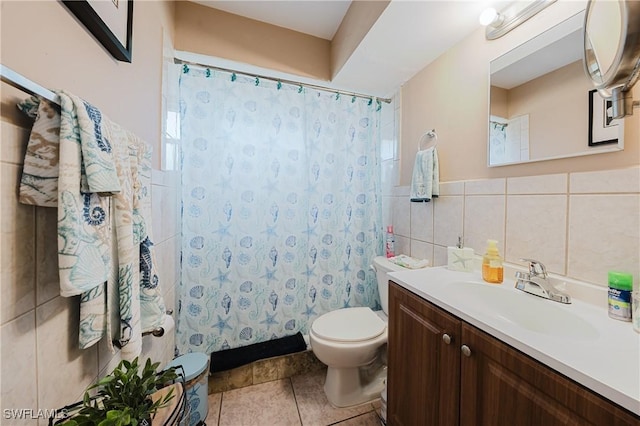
[1,311,38,426]
[568,194,640,285]
[36,208,59,306]
[439,181,464,196]
[0,119,182,423]
[464,195,505,255]
[410,239,434,263]
[465,177,505,195]
[507,173,567,194]
[505,194,567,274]
[410,201,433,243]
[433,195,464,247]
[380,95,400,234]
[385,166,640,290]
[381,122,395,161]
[391,196,411,238]
[35,296,98,413]
[570,167,640,194]
[1,162,36,324]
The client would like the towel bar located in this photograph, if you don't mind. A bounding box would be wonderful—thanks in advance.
[0,64,59,105]
[112,309,174,348]
[143,309,174,337]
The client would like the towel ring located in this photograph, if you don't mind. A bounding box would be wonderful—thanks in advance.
[418,129,438,151]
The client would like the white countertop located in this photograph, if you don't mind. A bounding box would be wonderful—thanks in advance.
[388,266,640,416]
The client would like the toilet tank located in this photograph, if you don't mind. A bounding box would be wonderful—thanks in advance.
[372,256,407,315]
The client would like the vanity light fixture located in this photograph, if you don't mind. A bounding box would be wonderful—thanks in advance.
[481,0,557,40]
[479,8,504,27]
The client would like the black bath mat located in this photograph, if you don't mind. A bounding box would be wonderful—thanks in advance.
[209,331,307,373]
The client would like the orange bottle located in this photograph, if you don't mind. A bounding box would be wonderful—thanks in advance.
[482,239,503,284]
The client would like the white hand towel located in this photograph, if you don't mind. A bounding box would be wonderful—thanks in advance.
[410,146,439,202]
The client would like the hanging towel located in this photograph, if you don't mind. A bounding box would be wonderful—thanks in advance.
[113,129,167,359]
[57,91,119,351]
[410,146,439,202]
[18,97,60,207]
[17,93,166,360]
[132,141,166,335]
[18,95,112,348]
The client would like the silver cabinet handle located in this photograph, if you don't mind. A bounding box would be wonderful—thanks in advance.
[461,345,472,357]
[442,333,452,345]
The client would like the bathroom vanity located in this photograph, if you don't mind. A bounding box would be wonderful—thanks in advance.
[386,268,640,426]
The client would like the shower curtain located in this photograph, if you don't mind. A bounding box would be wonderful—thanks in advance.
[176,67,384,354]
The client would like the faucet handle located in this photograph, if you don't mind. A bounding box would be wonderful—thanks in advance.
[519,258,547,278]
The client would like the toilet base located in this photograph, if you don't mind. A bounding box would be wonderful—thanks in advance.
[323,361,387,408]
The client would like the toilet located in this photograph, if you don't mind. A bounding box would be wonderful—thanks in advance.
[309,256,406,407]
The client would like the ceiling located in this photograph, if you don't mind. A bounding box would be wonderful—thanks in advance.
[191,1,512,98]
[192,1,352,40]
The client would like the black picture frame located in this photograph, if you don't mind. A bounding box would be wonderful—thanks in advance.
[63,0,134,63]
[588,89,618,146]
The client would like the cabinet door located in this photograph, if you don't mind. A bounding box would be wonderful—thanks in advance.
[460,323,639,426]
[388,282,461,426]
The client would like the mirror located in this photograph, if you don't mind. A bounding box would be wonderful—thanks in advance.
[583,0,640,118]
[488,11,624,167]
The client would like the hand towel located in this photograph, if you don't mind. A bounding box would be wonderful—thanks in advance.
[388,254,430,269]
[410,146,440,202]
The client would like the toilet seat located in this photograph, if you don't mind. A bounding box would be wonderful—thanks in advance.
[311,307,385,342]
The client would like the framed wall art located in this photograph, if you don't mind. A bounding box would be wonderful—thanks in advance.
[63,0,133,63]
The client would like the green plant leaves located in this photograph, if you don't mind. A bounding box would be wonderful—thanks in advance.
[58,356,179,426]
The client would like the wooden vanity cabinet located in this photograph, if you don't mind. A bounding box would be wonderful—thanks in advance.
[388,281,640,426]
[388,280,461,425]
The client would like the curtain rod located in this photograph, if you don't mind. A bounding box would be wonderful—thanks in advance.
[174,58,392,104]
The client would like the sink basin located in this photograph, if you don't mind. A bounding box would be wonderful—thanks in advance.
[445,281,600,341]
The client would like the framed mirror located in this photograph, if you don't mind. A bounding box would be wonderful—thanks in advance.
[488,11,624,167]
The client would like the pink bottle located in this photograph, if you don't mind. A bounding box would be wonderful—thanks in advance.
[385,225,395,258]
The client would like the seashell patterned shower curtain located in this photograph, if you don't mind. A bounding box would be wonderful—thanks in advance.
[176,67,383,354]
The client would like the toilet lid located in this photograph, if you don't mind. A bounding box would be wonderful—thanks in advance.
[311,307,386,342]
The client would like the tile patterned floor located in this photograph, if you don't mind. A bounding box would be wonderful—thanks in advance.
[206,369,383,426]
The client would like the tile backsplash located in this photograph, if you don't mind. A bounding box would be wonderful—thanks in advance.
[384,167,640,290]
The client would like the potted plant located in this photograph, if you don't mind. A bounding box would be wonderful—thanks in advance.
[58,357,179,426]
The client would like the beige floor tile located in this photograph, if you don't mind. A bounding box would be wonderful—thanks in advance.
[330,412,381,426]
[291,370,374,426]
[369,399,382,420]
[219,379,301,426]
[207,392,222,426]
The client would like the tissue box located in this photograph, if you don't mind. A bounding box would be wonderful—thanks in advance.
[447,247,475,272]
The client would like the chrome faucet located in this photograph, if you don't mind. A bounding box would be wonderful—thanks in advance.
[514,259,571,304]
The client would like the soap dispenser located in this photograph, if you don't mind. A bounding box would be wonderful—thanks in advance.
[447,236,474,272]
[482,239,503,284]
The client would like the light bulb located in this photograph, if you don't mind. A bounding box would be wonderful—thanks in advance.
[479,8,499,26]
